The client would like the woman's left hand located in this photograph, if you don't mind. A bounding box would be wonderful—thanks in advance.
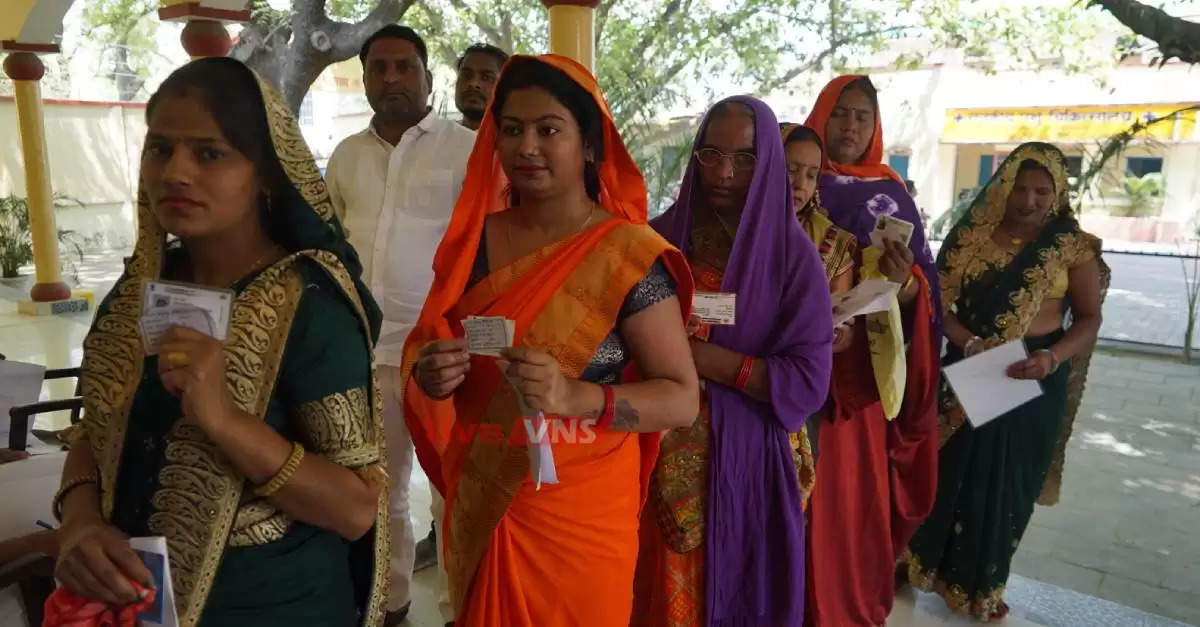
[878,239,914,285]
[158,327,235,428]
[501,347,578,416]
[1006,351,1055,380]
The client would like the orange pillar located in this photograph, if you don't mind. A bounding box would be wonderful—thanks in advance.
[180,19,232,58]
[541,0,600,70]
[157,3,247,58]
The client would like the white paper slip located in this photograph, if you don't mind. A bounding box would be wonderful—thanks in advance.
[463,316,513,356]
[141,280,233,354]
[496,359,559,489]
[832,279,899,326]
[130,536,178,627]
[0,359,46,445]
[869,214,915,249]
[692,291,736,325]
[943,340,1043,427]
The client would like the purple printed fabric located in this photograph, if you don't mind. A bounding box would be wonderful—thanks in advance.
[652,95,833,626]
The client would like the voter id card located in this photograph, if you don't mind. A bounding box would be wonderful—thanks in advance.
[463,315,515,356]
[869,215,914,249]
[692,291,736,325]
[140,280,234,354]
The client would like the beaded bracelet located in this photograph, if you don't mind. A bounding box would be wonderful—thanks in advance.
[253,442,306,498]
[53,473,98,523]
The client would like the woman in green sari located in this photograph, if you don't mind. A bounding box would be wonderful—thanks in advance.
[900,142,1105,621]
[50,58,388,627]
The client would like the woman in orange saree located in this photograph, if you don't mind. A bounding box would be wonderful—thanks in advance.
[398,54,699,626]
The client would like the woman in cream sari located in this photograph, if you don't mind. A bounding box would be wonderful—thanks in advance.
[900,142,1105,621]
[401,54,698,626]
[50,58,387,627]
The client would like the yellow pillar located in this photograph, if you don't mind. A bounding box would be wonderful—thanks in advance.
[542,1,599,70]
[3,52,69,302]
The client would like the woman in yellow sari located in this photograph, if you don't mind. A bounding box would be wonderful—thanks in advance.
[399,54,698,626]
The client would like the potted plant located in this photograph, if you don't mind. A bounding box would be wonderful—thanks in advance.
[0,194,85,281]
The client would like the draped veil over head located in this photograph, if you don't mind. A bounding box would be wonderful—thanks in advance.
[937,141,1108,503]
[75,57,386,627]
[803,74,943,349]
[653,95,833,626]
[399,54,693,624]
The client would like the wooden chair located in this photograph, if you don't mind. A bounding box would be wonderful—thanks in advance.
[3,357,82,452]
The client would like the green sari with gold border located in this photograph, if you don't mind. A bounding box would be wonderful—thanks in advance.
[900,142,1108,619]
[72,59,387,627]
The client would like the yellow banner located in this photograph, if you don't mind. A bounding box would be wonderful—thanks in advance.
[943,104,1198,143]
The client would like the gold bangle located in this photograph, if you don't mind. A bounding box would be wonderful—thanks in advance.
[53,473,99,523]
[253,442,305,498]
[902,273,915,291]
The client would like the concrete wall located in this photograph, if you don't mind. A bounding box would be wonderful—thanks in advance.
[0,98,142,249]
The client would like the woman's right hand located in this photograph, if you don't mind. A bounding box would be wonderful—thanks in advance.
[415,338,471,399]
[55,517,153,606]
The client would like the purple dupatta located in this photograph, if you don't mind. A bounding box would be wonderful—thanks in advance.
[818,174,943,348]
[651,96,833,626]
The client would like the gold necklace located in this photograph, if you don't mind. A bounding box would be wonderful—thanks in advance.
[505,203,596,262]
[231,245,282,287]
[996,224,1026,248]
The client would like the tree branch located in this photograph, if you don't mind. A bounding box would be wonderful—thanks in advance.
[1089,0,1200,64]
[759,24,911,93]
[630,0,681,60]
[446,0,505,47]
[328,0,417,61]
[595,0,613,44]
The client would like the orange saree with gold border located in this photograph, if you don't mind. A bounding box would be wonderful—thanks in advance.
[398,54,694,626]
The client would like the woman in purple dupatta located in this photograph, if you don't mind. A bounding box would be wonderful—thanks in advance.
[632,96,833,626]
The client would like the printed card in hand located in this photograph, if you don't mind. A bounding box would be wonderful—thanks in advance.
[463,315,514,356]
[140,280,234,354]
[692,291,736,325]
[869,215,915,249]
[130,536,178,627]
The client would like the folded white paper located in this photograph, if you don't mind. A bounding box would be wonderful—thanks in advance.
[943,340,1043,427]
[495,359,558,489]
[832,279,899,326]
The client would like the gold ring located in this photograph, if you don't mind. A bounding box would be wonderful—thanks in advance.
[165,351,190,367]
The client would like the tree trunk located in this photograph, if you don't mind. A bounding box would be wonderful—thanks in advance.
[113,44,145,102]
[231,0,417,113]
[1090,0,1200,64]
[1184,313,1195,363]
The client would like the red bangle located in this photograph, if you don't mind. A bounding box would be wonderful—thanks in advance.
[734,357,754,390]
[594,384,616,430]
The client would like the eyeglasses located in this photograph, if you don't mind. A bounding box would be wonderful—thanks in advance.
[694,147,756,172]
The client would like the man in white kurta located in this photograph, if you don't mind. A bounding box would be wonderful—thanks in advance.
[325,24,473,626]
